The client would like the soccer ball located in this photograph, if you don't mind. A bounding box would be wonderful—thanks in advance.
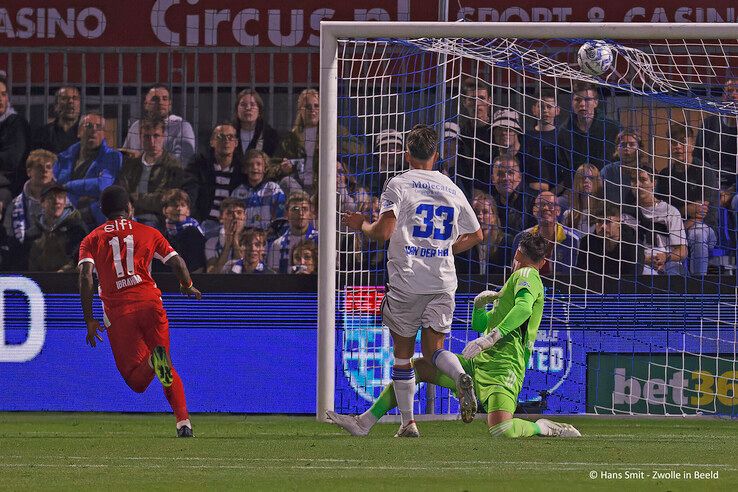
[577,41,613,76]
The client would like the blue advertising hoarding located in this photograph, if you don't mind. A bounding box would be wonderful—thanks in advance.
[1,275,735,416]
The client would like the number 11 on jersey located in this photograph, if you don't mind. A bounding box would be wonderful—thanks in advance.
[109,235,135,278]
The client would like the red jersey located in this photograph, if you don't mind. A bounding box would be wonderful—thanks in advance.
[78,218,178,316]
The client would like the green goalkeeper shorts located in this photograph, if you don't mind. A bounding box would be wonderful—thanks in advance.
[456,354,519,414]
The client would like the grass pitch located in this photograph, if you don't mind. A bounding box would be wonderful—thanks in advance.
[1,413,736,491]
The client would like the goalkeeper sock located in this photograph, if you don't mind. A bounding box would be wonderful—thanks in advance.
[363,382,397,426]
[391,367,415,425]
[432,349,465,381]
[489,419,541,438]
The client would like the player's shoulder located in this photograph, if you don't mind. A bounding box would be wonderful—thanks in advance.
[513,267,543,289]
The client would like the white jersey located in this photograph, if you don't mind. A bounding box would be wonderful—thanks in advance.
[380,169,480,294]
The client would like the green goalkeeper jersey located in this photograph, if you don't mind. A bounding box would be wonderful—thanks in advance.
[469,267,545,397]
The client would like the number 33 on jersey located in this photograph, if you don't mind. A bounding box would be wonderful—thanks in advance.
[78,218,179,316]
[380,169,480,295]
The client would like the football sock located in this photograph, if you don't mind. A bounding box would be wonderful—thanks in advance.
[391,367,415,425]
[163,368,189,422]
[489,419,541,438]
[364,382,397,425]
[432,349,465,381]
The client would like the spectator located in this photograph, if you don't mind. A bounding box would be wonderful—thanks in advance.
[160,188,206,273]
[457,78,493,191]
[525,87,570,194]
[123,84,196,165]
[336,160,371,215]
[371,129,404,195]
[439,122,461,174]
[576,203,643,276]
[3,149,57,269]
[267,190,318,273]
[32,86,81,154]
[54,112,122,227]
[560,163,605,236]
[631,166,687,275]
[488,155,535,237]
[232,89,280,157]
[489,109,538,191]
[290,239,317,274]
[557,81,619,170]
[184,123,242,231]
[205,197,246,273]
[117,116,187,228]
[601,129,645,217]
[231,149,286,230]
[342,195,384,273]
[0,75,31,204]
[656,123,719,275]
[27,184,87,272]
[455,190,514,275]
[221,227,273,274]
[694,75,738,203]
[512,191,579,275]
[273,89,364,195]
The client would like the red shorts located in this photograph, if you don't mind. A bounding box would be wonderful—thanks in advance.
[105,303,170,375]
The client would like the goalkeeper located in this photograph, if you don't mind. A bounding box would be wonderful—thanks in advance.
[328,232,581,438]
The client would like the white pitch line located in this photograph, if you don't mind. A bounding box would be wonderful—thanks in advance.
[1,456,734,470]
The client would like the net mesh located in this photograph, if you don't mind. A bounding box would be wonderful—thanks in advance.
[331,35,738,417]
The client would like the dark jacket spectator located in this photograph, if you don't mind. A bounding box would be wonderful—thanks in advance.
[576,210,642,276]
[232,89,280,157]
[0,77,31,197]
[31,86,81,154]
[3,150,57,269]
[557,82,619,171]
[156,188,206,273]
[28,185,87,272]
[184,124,243,227]
[118,151,187,222]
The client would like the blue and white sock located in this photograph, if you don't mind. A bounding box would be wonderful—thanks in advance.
[391,366,415,425]
[432,349,465,382]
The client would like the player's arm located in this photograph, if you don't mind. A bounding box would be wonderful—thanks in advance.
[463,289,535,359]
[166,254,202,299]
[452,228,483,254]
[343,210,396,242]
[78,261,104,347]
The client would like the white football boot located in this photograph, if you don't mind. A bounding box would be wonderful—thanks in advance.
[326,411,371,436]
[394,420,420,438]
[535,418,582,437]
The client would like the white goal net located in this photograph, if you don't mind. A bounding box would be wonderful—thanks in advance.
[317,23,738,420]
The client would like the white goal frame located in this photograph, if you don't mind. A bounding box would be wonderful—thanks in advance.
[316,22,738,421]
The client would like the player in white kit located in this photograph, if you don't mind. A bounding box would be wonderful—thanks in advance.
[333,125,483,437]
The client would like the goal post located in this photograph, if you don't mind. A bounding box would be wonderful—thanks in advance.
[318,22,738,422]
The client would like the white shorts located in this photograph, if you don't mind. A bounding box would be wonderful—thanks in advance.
[381,286,455,338]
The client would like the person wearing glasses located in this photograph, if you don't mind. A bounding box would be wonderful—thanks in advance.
[232,89,280,158]
[267,190,318,273]
[32,86,81,154]
[272,88,364,195]
[511,190,579,276]
[54,112,123,228]
[122,84,196,165]
[184,123,243,234]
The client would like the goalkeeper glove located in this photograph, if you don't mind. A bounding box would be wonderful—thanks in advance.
[473,290,500,310]
[461,328,502,359]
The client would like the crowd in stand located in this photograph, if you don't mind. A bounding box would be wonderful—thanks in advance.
[0,73,736,276]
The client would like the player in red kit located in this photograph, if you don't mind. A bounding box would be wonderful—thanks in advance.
[78,185,202,437]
